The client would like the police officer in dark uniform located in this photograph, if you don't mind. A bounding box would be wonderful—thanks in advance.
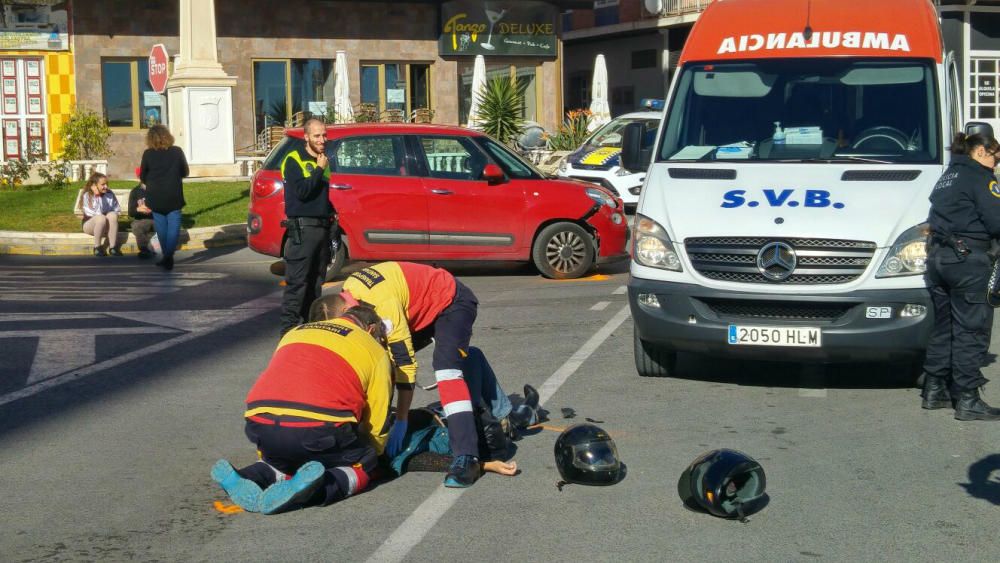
[279,117,335,335]
[923,131,1000,420]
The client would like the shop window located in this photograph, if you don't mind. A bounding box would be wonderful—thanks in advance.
[611,86,634,115]
[458,61,541,125]
[566,71,590,111]
[101,59,163,130]
[253,58,335,134]
[632,49,657,70]
[971,12,1000,51]
[969,57,1000,122]
[359,62,433,118]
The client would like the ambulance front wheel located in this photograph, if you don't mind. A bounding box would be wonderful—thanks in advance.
[634,328,677,378]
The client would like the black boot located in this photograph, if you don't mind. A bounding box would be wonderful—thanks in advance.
[523,384,539,410]
[953,387,1000,421]
[477,408,512,459]
[921,374,952,410]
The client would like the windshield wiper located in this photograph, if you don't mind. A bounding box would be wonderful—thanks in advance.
[776,156,894,164]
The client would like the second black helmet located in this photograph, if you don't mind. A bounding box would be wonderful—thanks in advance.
[677,449,767,519]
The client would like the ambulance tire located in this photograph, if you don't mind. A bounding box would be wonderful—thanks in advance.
[634,327,677,378]
[532,222,595,279]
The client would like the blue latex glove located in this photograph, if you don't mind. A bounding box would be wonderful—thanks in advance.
[386,420,408,459]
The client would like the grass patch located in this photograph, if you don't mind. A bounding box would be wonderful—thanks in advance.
[0,180,249,232]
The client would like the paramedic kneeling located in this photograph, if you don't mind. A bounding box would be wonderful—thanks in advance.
[211,304,392,514]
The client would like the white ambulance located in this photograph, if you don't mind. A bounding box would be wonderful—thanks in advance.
[622,0,971,378]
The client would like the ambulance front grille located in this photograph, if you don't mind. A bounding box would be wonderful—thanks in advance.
[684,237,877,285]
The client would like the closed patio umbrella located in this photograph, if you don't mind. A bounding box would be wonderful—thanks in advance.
[588,54,612,132]
[467,54,486,129]
[334,50,353,123]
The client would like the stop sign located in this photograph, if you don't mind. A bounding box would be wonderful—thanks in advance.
[148,44,169,94]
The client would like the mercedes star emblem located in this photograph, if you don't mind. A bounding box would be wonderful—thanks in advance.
[757,241,797,281]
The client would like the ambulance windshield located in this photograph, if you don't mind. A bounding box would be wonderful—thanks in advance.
[658,59,940,163]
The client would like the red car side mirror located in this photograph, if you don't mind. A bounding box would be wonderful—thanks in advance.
[482,163,505,185]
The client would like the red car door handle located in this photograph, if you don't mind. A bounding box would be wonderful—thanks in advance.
[331,183,353,190]
[431,189,453,195]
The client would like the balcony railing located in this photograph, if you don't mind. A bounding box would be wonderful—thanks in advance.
[654,0,713,17]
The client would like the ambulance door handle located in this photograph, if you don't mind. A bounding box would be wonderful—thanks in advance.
[331,183,353,190]
[431,189,453,195]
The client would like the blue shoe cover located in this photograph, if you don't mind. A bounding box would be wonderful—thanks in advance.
[260,461,325,515]
[211,459,263,513]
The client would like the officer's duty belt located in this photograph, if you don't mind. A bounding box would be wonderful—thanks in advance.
[288,217,332,228]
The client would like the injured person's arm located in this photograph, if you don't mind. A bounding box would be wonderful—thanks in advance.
[404,451,518,476]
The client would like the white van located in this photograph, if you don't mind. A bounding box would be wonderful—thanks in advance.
[622,0,969,378]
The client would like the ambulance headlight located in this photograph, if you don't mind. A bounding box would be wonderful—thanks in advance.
[876,224,929,278]
[633,214,682,271]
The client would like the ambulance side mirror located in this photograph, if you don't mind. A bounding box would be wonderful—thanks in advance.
[621,123,647,173]
[965,121,995,139]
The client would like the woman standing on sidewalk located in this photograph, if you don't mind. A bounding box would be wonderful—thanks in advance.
[140,124,189,271]
[80,172,122,257]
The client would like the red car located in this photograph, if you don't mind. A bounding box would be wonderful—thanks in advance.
[246,124,628,279]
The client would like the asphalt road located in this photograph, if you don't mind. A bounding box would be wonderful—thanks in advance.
[1,248,999,562]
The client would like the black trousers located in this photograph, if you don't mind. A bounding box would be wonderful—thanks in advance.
[280,222,331,334]
[410,281,480,458]
[239,420,377,506]
[923,246,993,391]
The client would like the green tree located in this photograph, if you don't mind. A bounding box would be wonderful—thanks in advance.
[477,76,526,146]
[59,107,112,160]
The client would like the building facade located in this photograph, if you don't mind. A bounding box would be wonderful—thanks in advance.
[69,0,586,176]
[0,1,75,163]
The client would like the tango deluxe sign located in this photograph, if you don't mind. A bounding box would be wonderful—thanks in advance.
[439,0,557,57]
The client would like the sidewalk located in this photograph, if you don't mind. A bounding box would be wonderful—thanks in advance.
[0,224,247,256]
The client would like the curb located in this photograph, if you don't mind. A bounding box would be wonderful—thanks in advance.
[0,223,247,256]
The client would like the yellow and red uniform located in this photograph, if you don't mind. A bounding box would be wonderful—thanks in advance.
[244,317,393,454]
[342,261,456,387]
[342,261,482,459]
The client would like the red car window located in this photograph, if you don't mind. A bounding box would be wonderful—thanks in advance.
[417,136,487,181]
[330,136,408,177]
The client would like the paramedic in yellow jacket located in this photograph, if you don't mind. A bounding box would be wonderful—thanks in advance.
[330,261,484,488]
[211,304,393,514]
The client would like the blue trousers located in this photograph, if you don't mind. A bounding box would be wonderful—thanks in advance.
[152,209,182,257]
[464,346,512,420]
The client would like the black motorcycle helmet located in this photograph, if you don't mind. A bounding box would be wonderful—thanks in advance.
[677,449,767,519]
[554,423,624,486]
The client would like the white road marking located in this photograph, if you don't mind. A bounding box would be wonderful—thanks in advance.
[0,271,226,302]
[24,326,179,384]
[590,301,610,311]
[365,304,632,563]
[612,285,627,295]
[0,291,282,407]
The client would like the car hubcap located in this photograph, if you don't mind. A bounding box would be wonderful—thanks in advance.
[546,231,586,273]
